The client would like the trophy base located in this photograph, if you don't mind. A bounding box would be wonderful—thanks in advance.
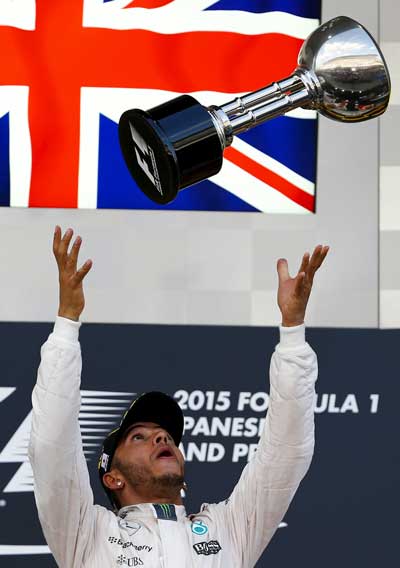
[119,95,223,204]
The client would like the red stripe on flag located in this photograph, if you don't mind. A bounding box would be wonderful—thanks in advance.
[82,31,303,93]
[224,146,315,212]
[125,1,174,7]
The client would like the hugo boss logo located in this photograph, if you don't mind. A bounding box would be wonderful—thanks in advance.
[193,540,222,556]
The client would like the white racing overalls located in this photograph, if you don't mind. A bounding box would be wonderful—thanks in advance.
[28,317,317,567]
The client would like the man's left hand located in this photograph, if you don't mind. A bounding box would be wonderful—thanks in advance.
[277,245,329,327]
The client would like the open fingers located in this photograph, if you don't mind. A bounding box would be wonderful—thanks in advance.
[297,252,310,276]
[277,258,290,283]
[294,271,306,296]
[319,245,330,267]
[68,236,82,270]
[57,227,74,262]
[53,225,61,258]
[71,259,93,286]
[307,245,329,277]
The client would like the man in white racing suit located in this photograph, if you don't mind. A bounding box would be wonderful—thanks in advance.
[29,226,329,568]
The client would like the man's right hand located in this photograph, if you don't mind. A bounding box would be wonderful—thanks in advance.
[53,226,93,322]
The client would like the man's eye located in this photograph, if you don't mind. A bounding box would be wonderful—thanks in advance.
[132,433,144,440]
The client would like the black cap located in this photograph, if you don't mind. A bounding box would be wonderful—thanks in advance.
[98,391,184,506]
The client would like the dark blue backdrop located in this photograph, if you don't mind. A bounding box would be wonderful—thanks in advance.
[0,322,397,566]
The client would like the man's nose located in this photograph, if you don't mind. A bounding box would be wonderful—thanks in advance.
[153,430,169,445]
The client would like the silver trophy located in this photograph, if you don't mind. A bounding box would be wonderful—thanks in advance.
[119,16,391,204]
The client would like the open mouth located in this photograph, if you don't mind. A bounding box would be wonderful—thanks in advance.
[155,446,175,460]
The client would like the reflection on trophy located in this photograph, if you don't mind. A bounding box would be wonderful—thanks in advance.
[118,16,391,205]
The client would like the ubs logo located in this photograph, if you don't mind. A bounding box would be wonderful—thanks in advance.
[117,555,144,566]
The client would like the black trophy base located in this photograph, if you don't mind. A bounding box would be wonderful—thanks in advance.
[119,95,223,204]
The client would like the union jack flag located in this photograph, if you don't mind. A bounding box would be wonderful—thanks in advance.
[0,0,320,213]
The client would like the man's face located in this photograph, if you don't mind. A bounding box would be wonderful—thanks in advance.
[111,421,185,493]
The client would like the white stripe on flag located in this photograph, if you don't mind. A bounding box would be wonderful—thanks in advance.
[212,158,311,214]
[78,88,102,209]
[83,0,319,38]
[231,137,315,197]
[0,0,36,30]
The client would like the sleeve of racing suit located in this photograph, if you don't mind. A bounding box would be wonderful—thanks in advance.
[28,317,96,567]
[215,324,317,567]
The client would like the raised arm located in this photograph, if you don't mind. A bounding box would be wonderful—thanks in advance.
[212,245,329,567]
[28,227,96,567]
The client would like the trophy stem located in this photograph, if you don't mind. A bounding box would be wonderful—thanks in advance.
[229,86,311,135]
[209,74,314,144]
[220,75,305,117]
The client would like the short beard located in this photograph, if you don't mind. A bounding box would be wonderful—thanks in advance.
[113,458,184,500]
[146,473,185,497]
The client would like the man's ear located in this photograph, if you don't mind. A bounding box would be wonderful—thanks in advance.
[103,470,125,491]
